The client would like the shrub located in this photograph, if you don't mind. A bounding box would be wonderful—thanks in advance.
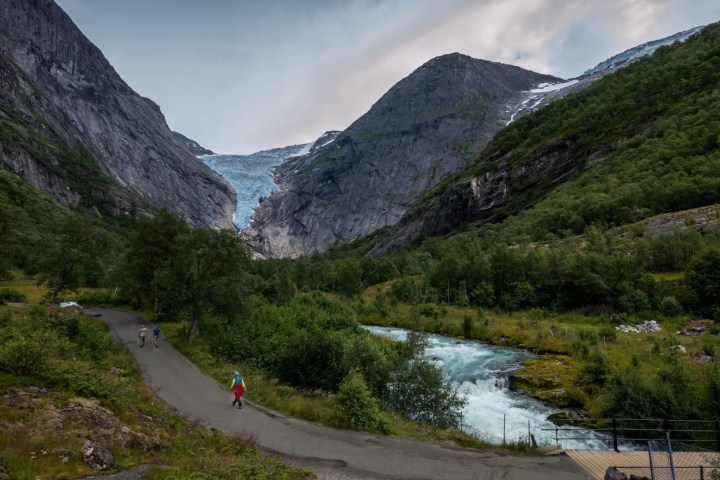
[418,303,444,319]
[383,357,466,429]
[336,368,384,431]
[0,288,26,304]
[78,323,114,361]
[75,290,123,306]
[659,296,683,317]
[462,315,474,337]
[0,331,48,376]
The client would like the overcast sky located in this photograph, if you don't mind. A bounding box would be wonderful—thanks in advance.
[56,0,719,154]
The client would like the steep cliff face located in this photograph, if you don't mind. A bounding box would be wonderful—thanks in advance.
[173,132,214,156]
[245,54,561,258]
[368,138,606,256]
[0,0,236,229]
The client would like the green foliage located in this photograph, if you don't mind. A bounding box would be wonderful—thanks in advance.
[582,350,610,384]
[34,212,119,303]
[383,356,466,429]
[335,368,385,431]
[608,356,700,419]
[686,246,720,315]
[0,329,48,376]
[75,289,124,307]
[0,288,26,304]
[658,296,683,317]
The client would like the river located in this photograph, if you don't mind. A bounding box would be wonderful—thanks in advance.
[364,325,615,449]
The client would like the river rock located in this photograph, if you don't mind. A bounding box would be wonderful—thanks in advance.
[669,344,687,354]
[81,441,114,470]
[694,353,713,363]
[605,467,628,480]
[616,320,661,333]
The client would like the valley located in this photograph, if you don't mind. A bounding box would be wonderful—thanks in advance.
[1,1,720,479]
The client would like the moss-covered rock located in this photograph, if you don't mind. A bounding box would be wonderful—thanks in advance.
[510,356,582,408]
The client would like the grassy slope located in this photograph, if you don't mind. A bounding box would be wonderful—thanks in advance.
[0,286,312,480]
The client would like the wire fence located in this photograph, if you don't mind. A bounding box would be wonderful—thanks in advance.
[454,416,720,480]
[614,436,720,480]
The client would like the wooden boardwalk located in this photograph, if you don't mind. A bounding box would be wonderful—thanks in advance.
[565,450,720,480]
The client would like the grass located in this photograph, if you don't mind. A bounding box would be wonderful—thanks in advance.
[0,278,46,305]
[0,306,314,479]
[357,294,720,418]
[161,322,500,451]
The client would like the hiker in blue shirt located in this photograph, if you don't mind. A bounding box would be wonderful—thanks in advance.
[152,326,161,348]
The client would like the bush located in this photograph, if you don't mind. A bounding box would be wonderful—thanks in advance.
[78,323,114,361]
[0,288,26,304]
[0,331,48,376]
[418,303,445,319]
[383,356,466,429]
[659,296,683,317]
[336,369,385,431]
[75,290,123,306]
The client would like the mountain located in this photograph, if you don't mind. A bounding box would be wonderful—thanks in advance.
[0,0,236,229]
[202,131,340,230]
[503,26,704,124]
[172,132,214,156]
[245,54,561,258]
[367,23,720,256]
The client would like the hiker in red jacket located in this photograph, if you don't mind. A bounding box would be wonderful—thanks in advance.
[230,371,247,409]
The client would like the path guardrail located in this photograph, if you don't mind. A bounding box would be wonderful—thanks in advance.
[539,418,720,452]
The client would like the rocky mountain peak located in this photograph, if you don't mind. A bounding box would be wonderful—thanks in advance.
[0,0,236,229]
[245,54,562,258]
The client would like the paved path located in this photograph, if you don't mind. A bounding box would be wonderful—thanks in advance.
[96,309,590,480]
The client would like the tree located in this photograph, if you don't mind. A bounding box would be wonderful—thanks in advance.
[686,247,720,315]
[122,210,190,315]
[336,368,383,431]
[169,228,252,342]
[36,214,116,303]
[383,331,467,429]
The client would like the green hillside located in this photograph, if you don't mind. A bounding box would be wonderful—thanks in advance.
[411,22,720,246]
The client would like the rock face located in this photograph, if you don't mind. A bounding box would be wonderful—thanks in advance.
[245,54,561,258]
[0,0,236,229]
[173,131,214,156]
[369,137,606,256]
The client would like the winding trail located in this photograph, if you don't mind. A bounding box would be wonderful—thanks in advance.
[96,309,590,480]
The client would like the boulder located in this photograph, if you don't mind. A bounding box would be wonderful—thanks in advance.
[605,467,628,480]
[670,345,687,354]
[616,321,661,334]
[81,440,114,471]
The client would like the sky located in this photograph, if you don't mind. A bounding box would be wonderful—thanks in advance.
[56,0,720,155]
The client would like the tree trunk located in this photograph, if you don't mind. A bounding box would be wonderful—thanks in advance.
[187,304,200,343]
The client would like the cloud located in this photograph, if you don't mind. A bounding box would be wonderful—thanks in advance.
[57,0,719,154]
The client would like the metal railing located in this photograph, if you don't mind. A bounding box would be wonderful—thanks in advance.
[538,418,720,452]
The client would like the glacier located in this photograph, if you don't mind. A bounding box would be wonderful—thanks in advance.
[201,144,311,229]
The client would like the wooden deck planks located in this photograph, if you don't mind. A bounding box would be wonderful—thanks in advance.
[565,450,720,480]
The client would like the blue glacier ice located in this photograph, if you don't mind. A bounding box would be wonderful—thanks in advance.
[582,26,703,77]
[201,144,310,229]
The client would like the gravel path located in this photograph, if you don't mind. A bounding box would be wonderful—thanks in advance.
[95,309,590,480]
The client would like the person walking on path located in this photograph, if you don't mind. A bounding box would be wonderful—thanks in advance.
[152,325,161,348]
[138,325,148,347]
[230,371,246,409]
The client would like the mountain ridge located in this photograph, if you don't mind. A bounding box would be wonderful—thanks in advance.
[0,0,236,229]
[367,22,720,256]
[245,54,562,258]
